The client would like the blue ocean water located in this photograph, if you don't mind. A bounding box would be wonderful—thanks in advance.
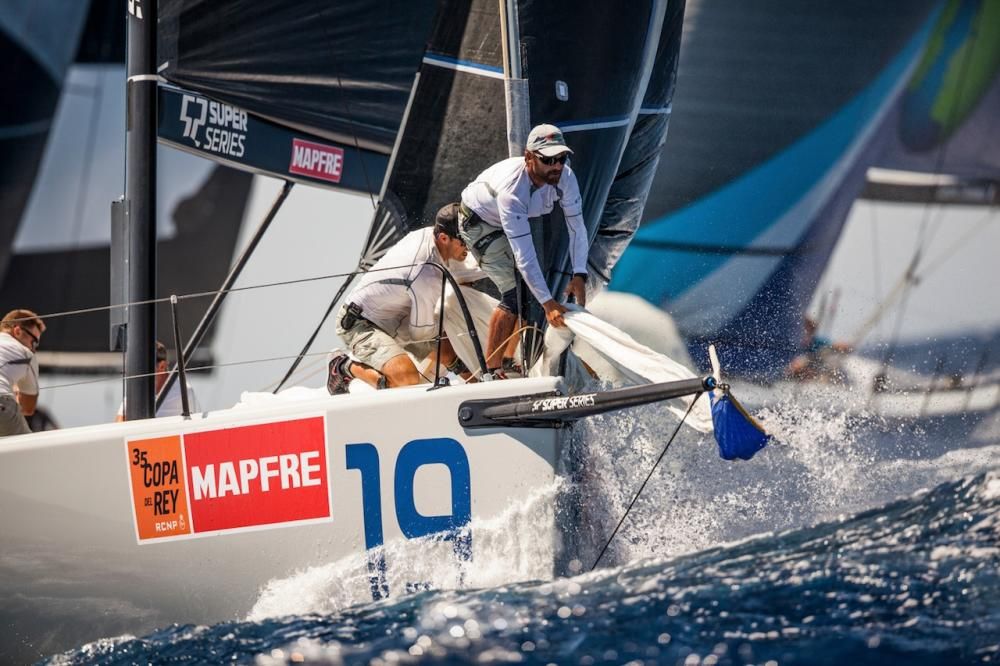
[44,469,999,665]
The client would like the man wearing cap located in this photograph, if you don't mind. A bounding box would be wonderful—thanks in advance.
[327,203,483,393]
[459,123,588,377]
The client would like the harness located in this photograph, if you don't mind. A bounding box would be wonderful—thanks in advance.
[459,202,505,256]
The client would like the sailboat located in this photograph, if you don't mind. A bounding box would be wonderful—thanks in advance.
[0,1,769,662]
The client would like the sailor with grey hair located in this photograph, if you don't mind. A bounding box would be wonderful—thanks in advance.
[459,123,589,377]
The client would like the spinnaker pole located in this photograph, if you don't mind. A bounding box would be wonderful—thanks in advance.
[123,0,158,420]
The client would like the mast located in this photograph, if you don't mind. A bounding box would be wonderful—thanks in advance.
[124,0,158,419]
[498,0,528,156]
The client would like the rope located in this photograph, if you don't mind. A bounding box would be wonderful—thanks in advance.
[465,324,544,380]
[591,393,703,571]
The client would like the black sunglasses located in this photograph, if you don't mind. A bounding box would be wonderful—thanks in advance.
[21,327,40,349]
[534,152,568,166]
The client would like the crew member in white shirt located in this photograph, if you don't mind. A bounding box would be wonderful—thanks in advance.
[459,123,588,376]
[327,203,482,393]
[0,309,45,437]
[116,341,200,421]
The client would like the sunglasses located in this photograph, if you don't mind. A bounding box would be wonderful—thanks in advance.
[21,327,40,350]
[534,152,568,166]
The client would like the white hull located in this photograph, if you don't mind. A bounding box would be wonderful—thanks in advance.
[0,377,563,662]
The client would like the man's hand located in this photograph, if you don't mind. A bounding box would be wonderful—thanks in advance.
[565,274,587,307]
[542,299,568,328]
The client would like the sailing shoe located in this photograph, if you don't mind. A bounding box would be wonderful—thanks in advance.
[327,349,353,395]
[501,357,524,378]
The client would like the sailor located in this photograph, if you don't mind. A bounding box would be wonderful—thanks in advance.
[459,123,588,377]
[327,203,482,393]
[116,341,201,421]
[0,309,45,437]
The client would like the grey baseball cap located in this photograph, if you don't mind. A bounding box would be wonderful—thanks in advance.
[526,123,573,157]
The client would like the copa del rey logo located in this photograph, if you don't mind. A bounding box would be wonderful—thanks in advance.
[289,138,344,183]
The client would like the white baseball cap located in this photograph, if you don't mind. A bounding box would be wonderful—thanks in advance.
[526,123,573,157]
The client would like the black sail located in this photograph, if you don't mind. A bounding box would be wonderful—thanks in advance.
[363,0,682,307]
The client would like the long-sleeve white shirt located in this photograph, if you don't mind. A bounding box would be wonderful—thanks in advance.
[461,157,588,303]
[349,227,485,342]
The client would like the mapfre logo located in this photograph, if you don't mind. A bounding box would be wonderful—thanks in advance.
[179,94,247,158]
[289,138,344,183]
[128,0,143,18]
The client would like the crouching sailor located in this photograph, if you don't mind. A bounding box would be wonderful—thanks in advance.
[327,204,483,393]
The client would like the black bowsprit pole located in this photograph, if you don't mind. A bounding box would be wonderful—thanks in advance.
[458,376,715,428]
[123,0,158,420]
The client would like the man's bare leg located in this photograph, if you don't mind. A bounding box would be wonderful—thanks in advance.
[486,307,518,370]
[425,337,477,382]
[349,354,423,389]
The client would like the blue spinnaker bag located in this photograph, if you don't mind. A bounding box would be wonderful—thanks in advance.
[710,390,770,460]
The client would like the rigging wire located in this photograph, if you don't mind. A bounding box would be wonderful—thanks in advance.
[869,201,883,340]
[15,262,426,325]
[41,325,488,393]
[334,74,378,211]
[272,70,392,394]
[591,393,702,571]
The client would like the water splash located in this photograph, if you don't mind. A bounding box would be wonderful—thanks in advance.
[247,482,561,620]
[561,391,1000,570]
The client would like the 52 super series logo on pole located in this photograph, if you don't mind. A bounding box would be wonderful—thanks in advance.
[179,94,247,158]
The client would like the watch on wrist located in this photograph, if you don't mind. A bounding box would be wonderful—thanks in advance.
[573,273,588,280]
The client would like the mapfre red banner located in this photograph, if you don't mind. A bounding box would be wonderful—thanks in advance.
[183,417,330,532]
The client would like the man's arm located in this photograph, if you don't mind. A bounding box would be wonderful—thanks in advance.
[16,390,37,416]
[496,192,554,304]
[558,168,589,306]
